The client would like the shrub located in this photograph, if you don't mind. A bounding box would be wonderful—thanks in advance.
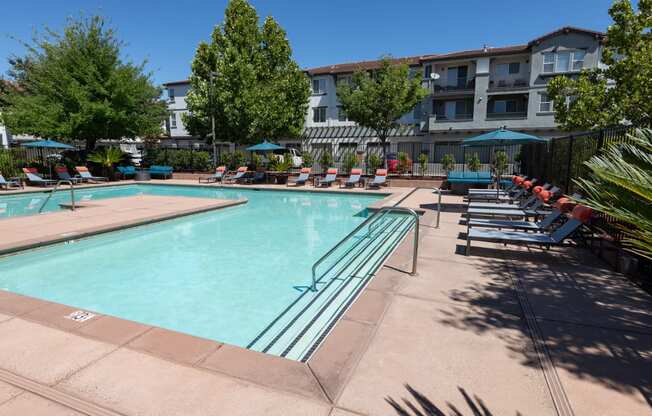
[467,153,481,172]
[319,150,334,170]
[230,150,245,170]
[418,153,428,176]
[397,152,410,174]
[301,151,313,167]
[440,154,455,173]
[342,153,358,173]
[492,151,509,177]
[366,153,383,174]
[251,153,263,169]
[269,153,292,172]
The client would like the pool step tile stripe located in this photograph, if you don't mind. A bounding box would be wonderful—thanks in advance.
[248,213,414,361]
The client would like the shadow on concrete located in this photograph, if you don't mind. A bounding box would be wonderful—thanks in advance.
[438,245,652,408]
[420,202,467,214]
[386,384,523,416]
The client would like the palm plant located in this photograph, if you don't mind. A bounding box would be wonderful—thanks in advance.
[440,153,455,174]
[87,147,125,180]
[467,153,481,172]
[574,128,652,259]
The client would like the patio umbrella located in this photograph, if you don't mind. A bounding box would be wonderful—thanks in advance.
[22,139,76,178]
[462,128,547,195]
[246,140,284,152]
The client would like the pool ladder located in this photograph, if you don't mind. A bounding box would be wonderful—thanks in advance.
[309,206,419,291]
[39,180,76,213]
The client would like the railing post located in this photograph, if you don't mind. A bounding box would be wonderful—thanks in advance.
[565,135,574,194]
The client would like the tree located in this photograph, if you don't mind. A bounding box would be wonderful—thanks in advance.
[184,0,310,146]
[547,0,652,130]
[441,154,456,174]
[0,16,167,151]
[337,57,428,165]
[574,128,652,259]
[467,153,481,172]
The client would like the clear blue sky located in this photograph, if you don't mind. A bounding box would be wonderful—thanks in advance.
[0,0,620,85]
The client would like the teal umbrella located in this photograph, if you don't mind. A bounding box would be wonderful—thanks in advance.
[246,140,284,151]
[22,140,76,178]
[462,128,548,146]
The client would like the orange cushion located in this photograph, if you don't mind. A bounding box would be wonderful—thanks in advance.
[326,168,338,175]
[553,197,575,212]
[216,166,226,172]
[350,168,362,175]
[571,205,593,223]
[76,166,89,172]
[513,176,525,185]
[532,186,543,194]
[521,180,533,190]
[237,166,248,172]
[537,190,552,202]
[23,167,38,174]
[55,167,68,173]
[300,167,311,174]
[376,169,387,176]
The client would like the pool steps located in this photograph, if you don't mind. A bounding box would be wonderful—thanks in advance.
[248,213,415,361]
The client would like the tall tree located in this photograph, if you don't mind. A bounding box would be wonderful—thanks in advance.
[184,0,310,145]
[0,16,167,151]
[337,57,428,164]
[547,0,652,130]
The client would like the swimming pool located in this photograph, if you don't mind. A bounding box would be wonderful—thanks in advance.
[0,185,413,360]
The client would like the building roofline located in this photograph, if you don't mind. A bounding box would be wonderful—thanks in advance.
[162,80,190,86]
[528,26,606,46]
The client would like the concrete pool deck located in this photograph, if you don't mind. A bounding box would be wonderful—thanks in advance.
[0,184,649,415]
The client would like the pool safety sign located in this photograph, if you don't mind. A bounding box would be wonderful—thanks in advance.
[65,310,96,322]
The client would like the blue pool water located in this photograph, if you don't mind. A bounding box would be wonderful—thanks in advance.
[0,185,392,354]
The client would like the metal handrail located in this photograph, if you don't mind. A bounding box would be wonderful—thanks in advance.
[309,206,419,291]
[39,180,76,213]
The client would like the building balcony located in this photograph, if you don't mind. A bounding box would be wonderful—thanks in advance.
[487,79,529,93]
[486,111,528,120]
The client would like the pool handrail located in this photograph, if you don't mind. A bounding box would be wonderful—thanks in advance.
[309,206,419,291]
[38,180,76,213]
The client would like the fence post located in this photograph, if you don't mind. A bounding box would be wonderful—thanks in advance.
[565,135,574,194]
[598,129,605,151]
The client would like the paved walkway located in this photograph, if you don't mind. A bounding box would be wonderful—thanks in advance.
[0,187,649,415]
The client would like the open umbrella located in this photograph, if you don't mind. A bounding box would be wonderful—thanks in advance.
[246,140,284,152]
[462,128,547,196]
[22,139,76,178]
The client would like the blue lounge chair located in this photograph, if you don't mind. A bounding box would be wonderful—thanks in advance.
[469,186,559,210]
[341,168,362,188]
[366,169,388,189]
[287,168,311,187]
[148,165,173,179]
[0,173,21,190]
[199,166,226,183]
[466,196,575,232]
[243,171,266,184]
[22,168,57,187]
[224,166,248,184]
[318,168,338,187]
[75,166,108,182]
[466,205,593,255]
[55,166,83,184]
[117,166,136,179]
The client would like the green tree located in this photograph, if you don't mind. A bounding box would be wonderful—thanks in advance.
[547,0,652,130]
[574,129,652,258]
[492,150,509,177]
[0,16,166,151]
[337,57,428,165]
[418,153,428,176]
[467,153,481,172]
[184,0,310,145]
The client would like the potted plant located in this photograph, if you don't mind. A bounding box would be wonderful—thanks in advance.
[87,147,125,180]
[418,153,429,177]
[366,153,383,175]
[343,153,357,174]
[319,150,334,173]
[301,151,313,168]
[467,152,481,172]
[397,152,410,175]
[492,150,509,190]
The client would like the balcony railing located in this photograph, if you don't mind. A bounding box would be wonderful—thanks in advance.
[486,111,528,120]
[488,79,529,91]
[431,114,474,122]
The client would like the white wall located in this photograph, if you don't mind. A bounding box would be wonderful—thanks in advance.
[0,124,8,148]
[165,83,192,138]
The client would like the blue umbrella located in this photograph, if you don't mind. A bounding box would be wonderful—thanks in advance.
[22,139,76,149]
[246,140,284,152]
[462,128,548,146]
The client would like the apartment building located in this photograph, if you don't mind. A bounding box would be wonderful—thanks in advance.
[162,27,605,160]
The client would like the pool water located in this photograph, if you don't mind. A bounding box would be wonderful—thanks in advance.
[0,185,388,353]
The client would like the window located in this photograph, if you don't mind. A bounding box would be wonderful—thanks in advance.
[539,93,552,112]
[572,50,585,71]
[170,112,177,128]
[508,62,520,74]
[496,63,509,76]
[312,78,326,94]
[312,106,327,123]
[336,75,352,86]
[168,88,175,102]
[543,53,555,73]
[424,64,432,79]
[337,106,348,122]
[556,51,571,72]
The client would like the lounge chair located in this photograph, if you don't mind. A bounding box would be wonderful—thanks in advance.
[318,168,338,187]
[466,197,575,232]
[469,186,559,210]
[148,165,173,179]
[341,168,362,188]
[0,173,21,190]
[199,166,226,183]
[116,166,136,179]
[287,168,311,187]
[22,168,57,187]
[366,169,388,189]
[243,171,266,184]
[224,167,248,184]
[467,177,538,200]
[466,204,593,255]
[55,166,83,184]
[75,166,108,183]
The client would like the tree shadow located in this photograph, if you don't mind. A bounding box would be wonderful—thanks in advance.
[386,384,523,416]
[438,244,652,408]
